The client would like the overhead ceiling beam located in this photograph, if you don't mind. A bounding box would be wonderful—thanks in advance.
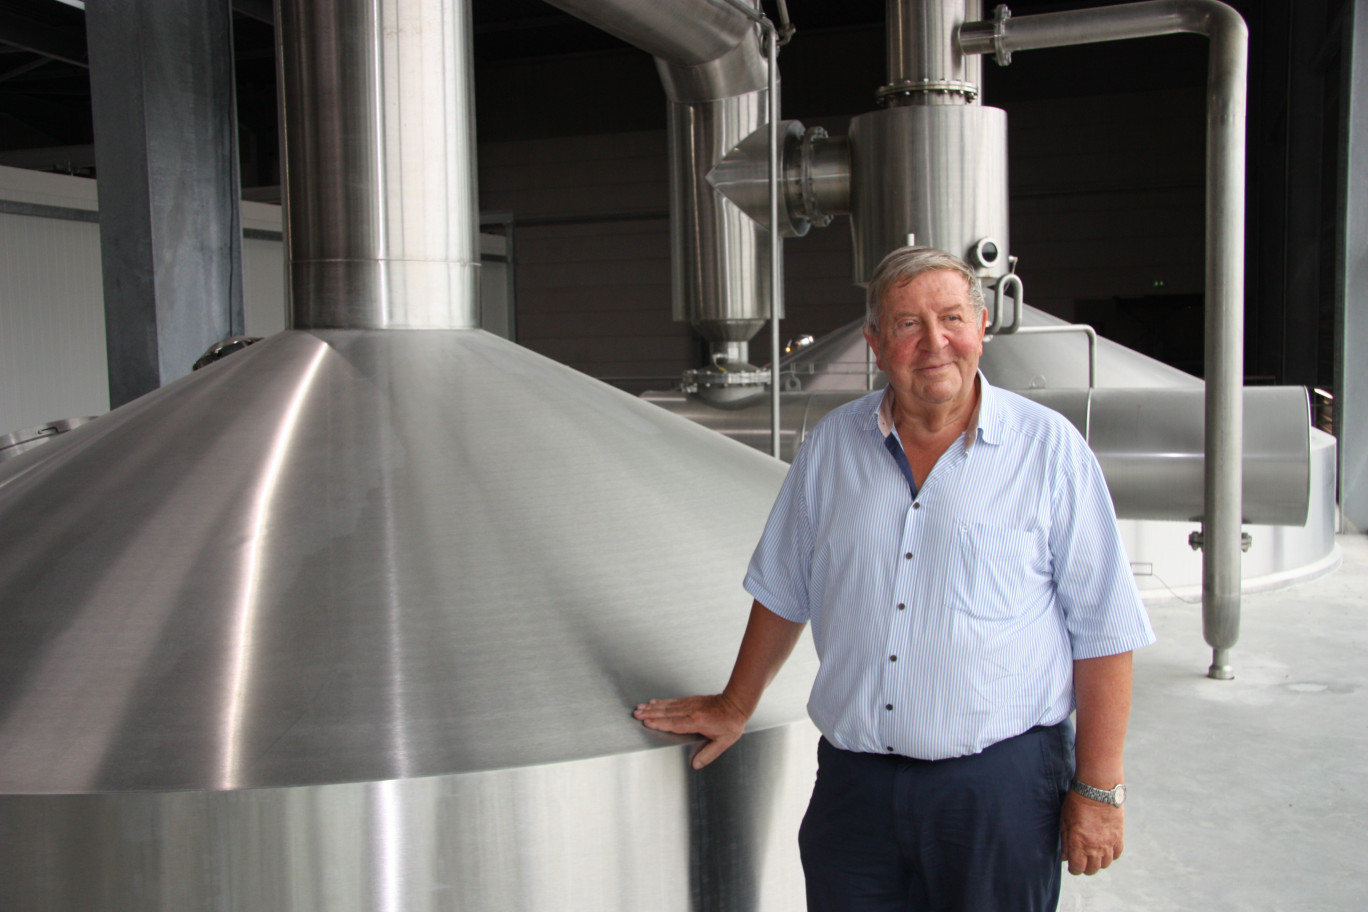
[0,9,87,67]
[232,0,274,24]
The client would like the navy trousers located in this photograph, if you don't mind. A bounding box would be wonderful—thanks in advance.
[798,724,1074,912]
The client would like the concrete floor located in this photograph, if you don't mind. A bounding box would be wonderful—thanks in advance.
[1058,533,1368,912]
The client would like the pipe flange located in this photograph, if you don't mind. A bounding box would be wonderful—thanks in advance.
[876,79,979,104]
[989,4,1013,66]
[798,126,833,229]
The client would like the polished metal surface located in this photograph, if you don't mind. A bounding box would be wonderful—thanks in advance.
[552,0,780,370]
[1120,428,1339,598]
[1031,387,1309,526]
[884,0,982,103]
[0,329,821,909]
[848,104,1010,286]
[666,85,777,345]
[959,0,1251,675]
[765,24,784,457]
[2,717,819,912]
[0,330,812,791]
[642,389,872,462]
[708,120,852,237]
[277,0,481,328]
[543,0,756,68]
[960,0,1239,57]
[642,382,1309,526]
[656,30,769,104]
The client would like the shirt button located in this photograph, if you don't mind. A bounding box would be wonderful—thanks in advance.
[886,704,894,711]
[897,603,906,610]
[886,746,896,752]
[889,655,897,662]
[912,502,921,510]
[904,552,913,560]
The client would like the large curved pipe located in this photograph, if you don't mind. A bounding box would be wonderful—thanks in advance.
[959,0,1248,678]
[541,0,755,69]
[546,0,778,376]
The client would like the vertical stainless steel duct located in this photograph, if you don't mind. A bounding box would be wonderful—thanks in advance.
[278,0,480,329]
[884,0,982,104]
[659,35,776,357]
[849,1,1012,290]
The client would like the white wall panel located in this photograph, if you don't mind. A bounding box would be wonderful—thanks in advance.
[0,165,108,437]
[0,168,291,436]
[0,212,109,435]
[241,200,287,337]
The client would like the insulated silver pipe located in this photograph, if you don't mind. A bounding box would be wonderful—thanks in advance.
[549,0,780,376]
[277,0,481,329]
[542,0,754,68]
[656,10,775,362]
[959,0,1248,679]
[767,22,782,457]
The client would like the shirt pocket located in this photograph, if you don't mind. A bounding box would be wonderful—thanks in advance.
[953,521,1045,620]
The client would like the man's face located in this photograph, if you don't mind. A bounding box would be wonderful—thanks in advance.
[862,269,987,414]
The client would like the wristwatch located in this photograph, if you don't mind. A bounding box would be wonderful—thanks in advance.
[1070,778,1126,807]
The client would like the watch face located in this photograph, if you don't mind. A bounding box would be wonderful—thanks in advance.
[1113,784,1126,807]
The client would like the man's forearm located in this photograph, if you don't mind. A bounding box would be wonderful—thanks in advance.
[1072,651,1133,785]
[721,600,806,718]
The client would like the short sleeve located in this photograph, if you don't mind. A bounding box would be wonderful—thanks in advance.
[1048,432,1156,660]
[743,437,818,623]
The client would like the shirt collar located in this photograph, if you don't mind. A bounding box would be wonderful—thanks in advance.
[873,371,997,451]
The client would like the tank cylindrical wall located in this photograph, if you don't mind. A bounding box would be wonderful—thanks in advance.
[277,0,481,329]
[848,104,1009,285]
[0,724,816,911]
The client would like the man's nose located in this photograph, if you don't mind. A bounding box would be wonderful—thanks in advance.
[920,322,949,349]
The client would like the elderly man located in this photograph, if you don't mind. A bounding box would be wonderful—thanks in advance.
[635,246,1155,911]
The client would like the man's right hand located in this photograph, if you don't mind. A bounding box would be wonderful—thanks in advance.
[633,692,749,769]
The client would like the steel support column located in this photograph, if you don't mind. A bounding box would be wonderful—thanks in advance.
[1339,0,1368,532]
[86,0,244,408]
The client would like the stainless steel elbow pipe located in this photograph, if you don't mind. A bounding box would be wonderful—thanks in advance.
[959,0,1250,678]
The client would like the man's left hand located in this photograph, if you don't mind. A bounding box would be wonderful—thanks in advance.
[1060,791,1124,876]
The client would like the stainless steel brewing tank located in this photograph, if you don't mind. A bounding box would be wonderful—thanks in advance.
[0,329,820,911]
[848,104,1010,284]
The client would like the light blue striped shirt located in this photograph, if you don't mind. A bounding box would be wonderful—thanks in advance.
[744,374,1155,761]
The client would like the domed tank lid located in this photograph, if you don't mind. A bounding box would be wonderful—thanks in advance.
[0,328,814,794]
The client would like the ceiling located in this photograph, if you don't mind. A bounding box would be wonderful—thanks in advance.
[0,0,896,183]
[2,0,1208,189]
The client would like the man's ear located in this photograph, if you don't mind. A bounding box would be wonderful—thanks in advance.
[862,325,884,372]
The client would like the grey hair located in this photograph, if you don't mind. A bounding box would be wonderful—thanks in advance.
[864,246,986,333]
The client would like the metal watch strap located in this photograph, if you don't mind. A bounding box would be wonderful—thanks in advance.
[1070,778,1125,807]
